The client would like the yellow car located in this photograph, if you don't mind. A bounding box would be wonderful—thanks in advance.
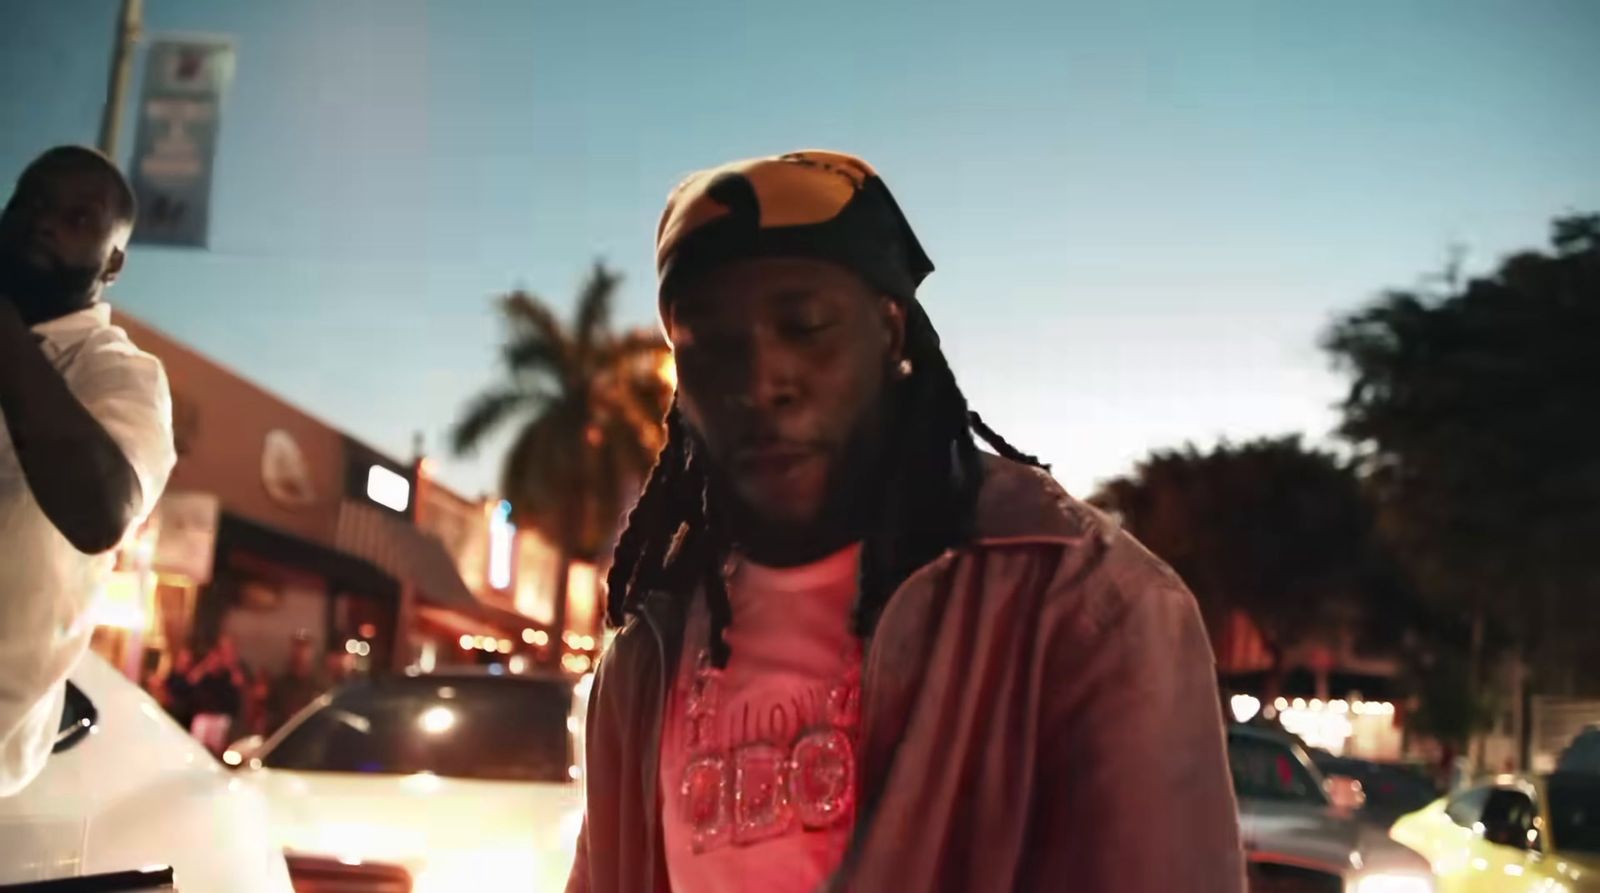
[1391,772,1600,892]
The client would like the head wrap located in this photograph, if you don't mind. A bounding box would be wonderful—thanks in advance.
[655,150,933,321]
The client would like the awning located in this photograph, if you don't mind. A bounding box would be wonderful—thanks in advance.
[217,511,395,596]
[414,604,539,641]
[334,500,541,633]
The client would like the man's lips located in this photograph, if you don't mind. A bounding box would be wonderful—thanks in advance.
[733,443,824,476]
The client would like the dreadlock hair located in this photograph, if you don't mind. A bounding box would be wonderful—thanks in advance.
[604,298,1046,669]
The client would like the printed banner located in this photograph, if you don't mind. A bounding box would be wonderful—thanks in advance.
[128,37,234,247]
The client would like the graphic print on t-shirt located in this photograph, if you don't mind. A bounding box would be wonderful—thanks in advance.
[660,545,863,893]
[679,658,859,850]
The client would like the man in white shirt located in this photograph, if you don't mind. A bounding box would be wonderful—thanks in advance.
[0,146,176,796]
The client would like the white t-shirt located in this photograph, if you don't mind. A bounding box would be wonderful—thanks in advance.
[659,544,863,893]
[0,304,175,796]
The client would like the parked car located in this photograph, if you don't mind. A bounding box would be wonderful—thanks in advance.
[230,666,587,892]
[1559,725,1600,775]
[1391,772,1600,892]
[1228,724,1436,893]
[1309,751,1443,828]
[0,653,293,892]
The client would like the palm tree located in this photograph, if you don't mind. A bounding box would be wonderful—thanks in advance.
[452,263,671,661]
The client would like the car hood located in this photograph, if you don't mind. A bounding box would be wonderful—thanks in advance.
[1554,851,1600,891]
[0,656,293,893]
[1241,798,1431,876]
[244,768,583,890]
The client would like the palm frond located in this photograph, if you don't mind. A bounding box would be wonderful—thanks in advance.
[595,326,668,365]
[574,262,621,359]
[450,387,533,457]
[501,290,572,359]
[590,328,670,407]
[466,268,669,558]
[503,335,570,381]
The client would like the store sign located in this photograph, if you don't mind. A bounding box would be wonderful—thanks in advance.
[152,491,220,583]
[488,501,515,590]
[262,429,317,509]
[128,37,235,248]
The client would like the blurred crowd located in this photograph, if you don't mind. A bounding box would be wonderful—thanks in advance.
[140,633,349,756]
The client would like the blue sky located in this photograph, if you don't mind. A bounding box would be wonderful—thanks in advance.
[3,0,1597,498]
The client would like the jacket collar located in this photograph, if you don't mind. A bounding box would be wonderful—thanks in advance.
[629,453,1113,626]
[970,453,1119,546]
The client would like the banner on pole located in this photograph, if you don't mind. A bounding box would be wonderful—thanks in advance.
[128,37,234,248]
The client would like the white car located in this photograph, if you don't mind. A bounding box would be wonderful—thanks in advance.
[231,667,587,892]
[0,653,293,892]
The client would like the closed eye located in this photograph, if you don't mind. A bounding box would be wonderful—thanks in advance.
[778,319,836,339]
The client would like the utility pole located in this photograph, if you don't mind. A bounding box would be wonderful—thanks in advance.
[97,0,144,158]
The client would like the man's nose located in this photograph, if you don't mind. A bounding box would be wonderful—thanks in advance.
[733,336,799,412]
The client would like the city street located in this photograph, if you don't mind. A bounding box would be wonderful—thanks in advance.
[1,1,1597,891]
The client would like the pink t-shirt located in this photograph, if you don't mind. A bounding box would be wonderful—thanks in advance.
[659,545,863,893]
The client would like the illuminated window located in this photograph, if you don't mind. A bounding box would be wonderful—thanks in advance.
[366,465,411,512]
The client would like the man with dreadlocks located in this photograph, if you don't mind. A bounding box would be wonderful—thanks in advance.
[567,151,1244,893]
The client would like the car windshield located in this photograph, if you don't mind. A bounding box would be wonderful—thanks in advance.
[262,676,573,783]
[1229,731,1328,806]
[1548,773,1600,856]
[1313,757,1439,818]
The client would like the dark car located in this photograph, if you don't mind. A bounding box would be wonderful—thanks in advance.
[1559,725,1600,775]
[1308,751,1442,828]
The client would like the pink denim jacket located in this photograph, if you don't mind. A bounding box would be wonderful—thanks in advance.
[569,455,1246,892]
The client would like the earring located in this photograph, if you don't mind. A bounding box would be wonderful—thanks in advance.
[895,358,914,379]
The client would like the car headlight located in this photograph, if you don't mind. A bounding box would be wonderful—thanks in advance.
[1354,873,1435,893]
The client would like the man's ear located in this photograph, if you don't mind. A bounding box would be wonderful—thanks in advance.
[101,245,126,286]
[880,296,907,365]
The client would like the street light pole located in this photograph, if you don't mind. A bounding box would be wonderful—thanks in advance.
[97,0,144,157]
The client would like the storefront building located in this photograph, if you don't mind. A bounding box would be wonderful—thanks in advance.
[414,468,605,676]
[1215,608,1406,759]
[92,313,573,686]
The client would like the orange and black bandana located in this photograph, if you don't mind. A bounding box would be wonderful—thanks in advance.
[655,150,934,319]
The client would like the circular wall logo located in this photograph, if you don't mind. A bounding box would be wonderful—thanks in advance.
[262,429,316,509]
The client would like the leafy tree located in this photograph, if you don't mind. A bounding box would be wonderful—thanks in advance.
[452,263,670,655]
[1324,213,1600,692]
[1401,649,1497,754]
[1092,436,1397,693]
